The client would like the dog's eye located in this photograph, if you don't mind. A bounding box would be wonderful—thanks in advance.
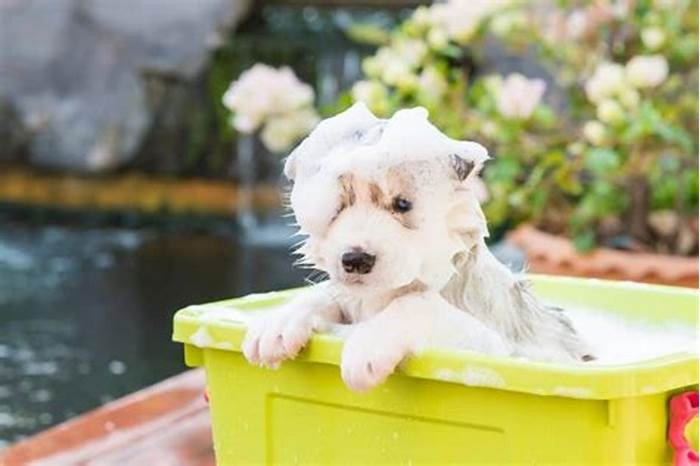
[391,197,412,213]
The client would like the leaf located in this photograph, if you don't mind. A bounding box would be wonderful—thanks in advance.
[573,231,597,252]
[344,24,391,46]
[485,156,521,183]
[584,148,620,176]
[440,44,465,60]
[654,122,694,153]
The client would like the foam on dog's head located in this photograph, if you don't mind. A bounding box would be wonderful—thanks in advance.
[372,107,489,175]
[287,105,490,293]
[287,105,488,182]
[284,102,383,181]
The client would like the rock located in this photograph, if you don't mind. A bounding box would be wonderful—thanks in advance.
[648,210,680,238]
[0,100,28,162]
[0,0,251,173]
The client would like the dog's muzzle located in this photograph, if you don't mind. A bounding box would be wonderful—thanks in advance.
[341,250,376,275]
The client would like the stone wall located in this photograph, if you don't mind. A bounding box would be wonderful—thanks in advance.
[0,0,251,173]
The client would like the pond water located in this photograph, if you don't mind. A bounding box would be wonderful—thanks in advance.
[0,219,306,447]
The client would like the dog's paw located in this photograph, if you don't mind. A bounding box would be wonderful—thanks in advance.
[340,325,407,392]
[242,307,315,368]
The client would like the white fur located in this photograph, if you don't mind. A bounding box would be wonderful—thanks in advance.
[243,104,591,391]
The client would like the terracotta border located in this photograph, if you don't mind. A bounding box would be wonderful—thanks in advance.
[507,225,698,288]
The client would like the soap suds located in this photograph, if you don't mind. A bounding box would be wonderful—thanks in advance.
[434,367,506,388]
[566,306,696,365]
[552,386,593,398]
[189,327,214,348]
[188,297,694,366]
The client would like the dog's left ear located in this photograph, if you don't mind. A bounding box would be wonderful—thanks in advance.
[448,141,490,182]
[283,152,298,181]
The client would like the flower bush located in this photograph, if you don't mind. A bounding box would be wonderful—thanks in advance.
[346,0,698,254]
[222,64,320,153]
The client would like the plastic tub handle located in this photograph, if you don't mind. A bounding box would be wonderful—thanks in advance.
[669,391,698,466]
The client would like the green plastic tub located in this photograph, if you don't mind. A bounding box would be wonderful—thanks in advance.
[173,275,698,465]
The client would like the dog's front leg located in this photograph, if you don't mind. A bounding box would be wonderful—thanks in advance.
[340,291,438,392]
[242,283,341,368]
[341,291,511,392]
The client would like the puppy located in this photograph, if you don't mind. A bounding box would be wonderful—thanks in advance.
[243,104,593,391]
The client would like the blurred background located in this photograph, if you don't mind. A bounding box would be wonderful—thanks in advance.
[0,0,697,455]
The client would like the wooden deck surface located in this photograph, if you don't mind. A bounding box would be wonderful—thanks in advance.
[0,369,213,466]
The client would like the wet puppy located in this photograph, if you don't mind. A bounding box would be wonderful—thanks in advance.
[243,104,592,391]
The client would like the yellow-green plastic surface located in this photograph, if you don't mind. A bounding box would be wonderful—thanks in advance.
[173,275,699,465]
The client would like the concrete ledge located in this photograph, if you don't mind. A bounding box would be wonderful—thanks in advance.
[0,166,281,217]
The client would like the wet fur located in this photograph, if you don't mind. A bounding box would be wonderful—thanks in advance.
[442,240,592,361]
[243,104,592,391]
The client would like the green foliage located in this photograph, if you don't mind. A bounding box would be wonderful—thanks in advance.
[334,0,698,254]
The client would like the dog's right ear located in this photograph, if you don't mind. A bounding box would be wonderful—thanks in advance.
[448,141,490,182]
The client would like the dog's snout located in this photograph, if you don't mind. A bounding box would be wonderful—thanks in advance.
[341,250,376,274]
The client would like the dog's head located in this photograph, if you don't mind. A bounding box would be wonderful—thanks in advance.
[286,104,489,295]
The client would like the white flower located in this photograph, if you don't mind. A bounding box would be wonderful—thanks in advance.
[222,63,319,152]
[567,141,586,156]
[596,99,625,125]
[427,27,449,50]
[490,10,526,36]
[480,120,499,139]
[352,80,384,103]
[351,80,389,114]
[584,62,627,103]
[260,108,320,153]
[417,66,448,103]
[625,55,669,88]
[361,55,382,79]
[231,114,259,134]
[583,120,607,145]
[382,60,413,88]
[368,47,415,86]
[222,64,314,134]
[619,87,640,109]
[493,73,547,120]
[393,39,428,69]
[483,75,503,95]
[428,0,509,44]
[610,0,631,18]
[641,27,666,51]
[411,5,433,28]
[654,0,680,8]
[566,10,588,39]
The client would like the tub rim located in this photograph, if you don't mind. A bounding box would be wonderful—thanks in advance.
[172,275,699,400]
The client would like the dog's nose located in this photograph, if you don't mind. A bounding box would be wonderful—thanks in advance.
[341,250,376,274]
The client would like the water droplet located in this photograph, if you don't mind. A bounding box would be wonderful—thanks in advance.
[108,360,127,375]
[22,361,58,376]
[30,389,52,403]
[93,253,114,269]
[0,413,16,427]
